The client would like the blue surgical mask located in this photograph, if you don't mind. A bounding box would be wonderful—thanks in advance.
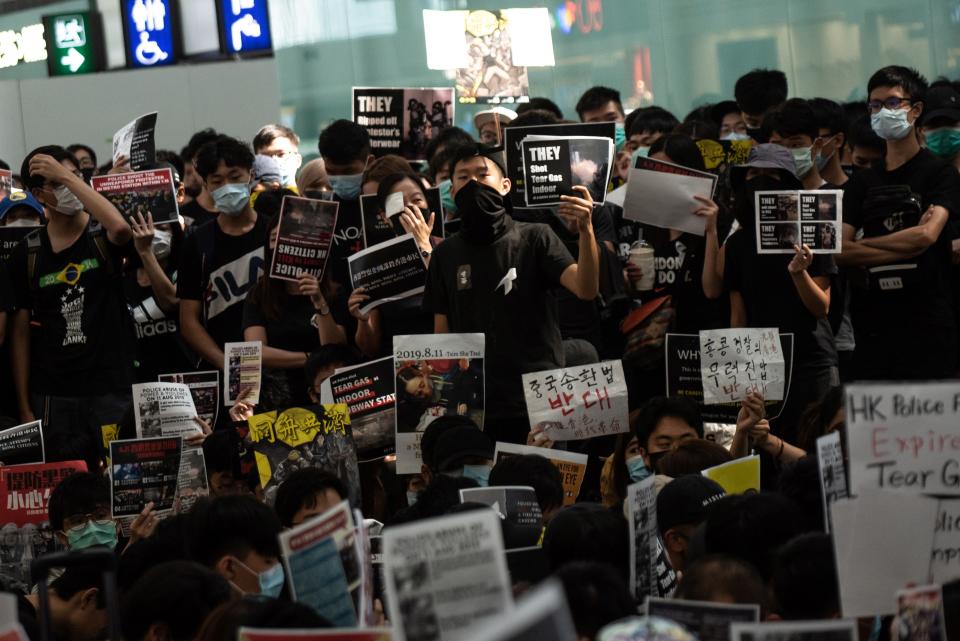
[720,132,752,142]
[212,182,251,216]
[438,179,457,215]
[630,146,650,167]
[871,107,913,141]
[626,455,651,484]
[614,122,627,152]
[328,173,363,200]
[791,147,814,178]
[66,520,118,550]
[257,562,286,598]
[462,464,491,487]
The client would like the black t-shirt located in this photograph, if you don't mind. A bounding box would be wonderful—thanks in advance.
[724,228,838,369]
[124,270,193,383]
[422,219,574,418]
[652,233,727,333]
[179,199,218,228]
[375,296,433,358]
[328,197,364,289]
[842,149,960,333]
[176,215,268,348]
[8,227,135,395]
[17,594,40,641]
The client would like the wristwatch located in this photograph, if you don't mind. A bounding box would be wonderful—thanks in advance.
[420,247,432,259]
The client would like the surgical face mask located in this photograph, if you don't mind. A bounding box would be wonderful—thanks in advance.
[720,132,752,142]
[871,107,913,141]
[630,146,650,168]
[211,182,251,216]
[791,147,814,178]
[152,228,172,259]
[235,559,285,597]
[438,179,457,215]
[614,122,627,152]
[328,173,363,201]
[925,127,960,158]
[815,145,835,172]
[280,156,301,186]
[406,490,419,506]
[625,455,651,484]
[65,520,118,550]
[462,464,491,487]
[52,185,83,215]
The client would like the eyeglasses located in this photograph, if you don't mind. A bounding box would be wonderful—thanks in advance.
[264,150,300,160]
[868,97,913,113]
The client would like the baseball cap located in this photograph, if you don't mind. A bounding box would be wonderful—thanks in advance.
[473,106,518,133]
[656,474,725,534]
[433,424,493,472]
[0,191,44,222]
[730,143,802,189]
[922,85,960,127]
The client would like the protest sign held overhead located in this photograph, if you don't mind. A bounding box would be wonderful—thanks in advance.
[91,168,178,224]
[459,486,543,528]
[132,382,202,441]
[270,196,339,282]
[522,360,629,441]
[698,328,785,404]
[158,371,219,427]
[348,235,428,315]
[644,598,759,641]
[702,455,761,495]
[520,136,613,207]
[243,404,361,507]
[321,356,397,460]
[383,508,513,641]
[755,190,842,254]
[224,341,262,405]
[817,431,848,533]
[109,436,182,519]
[112,111,157,169]
[353,87,454,160]
[493,442,587,506]
[622,156,718,236]
[0,420,44,466]
[393,333,485,474]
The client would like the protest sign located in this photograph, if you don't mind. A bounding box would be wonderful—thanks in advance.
[348,235,427,315]
[755,190,842,254]
[932,499,960,584]
[0,226,39,262]
[522,360,629,441]
[393,333,485,474]
[897,584,947,641]
[0,169,11,201]
[845,382,960,495]
[174,448,208,514]
[702,455,760,495]
[699,328,785,404]
[627,476,676,600]
[132,383,202,441]
[695,138,753,172]
[665,333,794,423]
[112,111,157,170]
[360,194,396,249]
[520,136,613,207]
[239,630,393,641]
[158,370,219,427]
[454,11,529,104]
[729,620,857,641]
[279,500,361,626]
[644,597,759,641]
[503,122,615,209]
[0,420,44,466]
[244,405,361,507]
[0,461,85,588]
[270,196,339,282]
[383,509,512,641]
[353,87,454,161]
[224,341,262,405]
[460,579,576,641]
[817,431,848,533]
[622,156,718,236]
[109,436,182,519]
[91,168,178,224]
[459,486,543,528]
[493,442,587,506]
[321,357,396,460]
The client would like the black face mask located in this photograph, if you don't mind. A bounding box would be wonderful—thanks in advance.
[453,180,510,245]
[746,126,768,144]
[647,449,670,473]
[80,167,95,185]
[734,175,785,229]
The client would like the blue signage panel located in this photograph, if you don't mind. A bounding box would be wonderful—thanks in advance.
[218,0,272,55]
[122,0,179,68]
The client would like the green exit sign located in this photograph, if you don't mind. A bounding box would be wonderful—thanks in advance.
[41,11,105,76]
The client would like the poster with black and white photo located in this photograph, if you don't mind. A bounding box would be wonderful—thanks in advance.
[729,619,857,641]
[158,371,219,427]
[520,136,613,207]
[353,88,454,161]
[0,420,44,466]
[0,223,38,261]
[0,169,12,201]
[132,383,203,442]
[109,436,182,519]
[383,509,513,641]
[224,341,262,405]
[644,597,759,641]
[626,476,673,600]
[393,333,486,475]
[459,486,543,528]
[174,448,208,515]
[504,122,615,209]
[91,168,178,224]
[321,356,397,461]
[112,111,157,170]
[755,190,842,254]
[270,196,339,282]
[459,579,576,641]
[816,431,847,534]
[348,235,427,315]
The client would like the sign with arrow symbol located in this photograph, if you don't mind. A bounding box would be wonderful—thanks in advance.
[42,11,105,76]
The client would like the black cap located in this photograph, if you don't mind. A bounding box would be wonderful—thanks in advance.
[656,474,725,534]
[922,85,960,127]
[433,424,494,472]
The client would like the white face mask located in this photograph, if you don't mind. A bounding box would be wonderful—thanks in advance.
[52,185,83,215]
[720,131,752,142]
[4,218,38,228]
[152,229,172,259]
[871,107,913,141]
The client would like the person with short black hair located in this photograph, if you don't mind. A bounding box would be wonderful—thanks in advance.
[555,562,635,640]
[674,554,767,608]
[632,396,704,474]
[179,129,223,226]
[655,440,733,477]
[253,124,302,189]
[575,86,624,124]
[711,100,750,141]
[488,453,564,522]
[48,472,118,551]
[423,126,475,165]
[625,107,680,154]
[770,533,840,620]
[542,503,630,584]
[18,562,110,641]
[516,97,564,120]
[765,98,833,190]
[734,68,789,140]
[195,597,330,641]
[274,467,348,528]
[808,97,850,186]
[66,144,97,176]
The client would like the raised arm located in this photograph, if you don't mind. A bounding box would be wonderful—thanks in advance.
[558,186,600,301]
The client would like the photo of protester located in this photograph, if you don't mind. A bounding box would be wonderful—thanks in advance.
[455,10,529,103]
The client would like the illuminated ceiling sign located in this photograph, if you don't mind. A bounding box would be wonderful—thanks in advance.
[41,11,105,76]
[218,0,272,55]
[0,23,47,69]
[122,0,181,68]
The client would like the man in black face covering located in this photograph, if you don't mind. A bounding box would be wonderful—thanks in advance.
[422,144,600,444]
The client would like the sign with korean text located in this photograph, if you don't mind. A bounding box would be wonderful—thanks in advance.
[698,328,785,405]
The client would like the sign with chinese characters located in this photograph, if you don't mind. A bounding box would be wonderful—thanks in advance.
[41,11,104,76]
[0,23,47,70]
[218,0,272,55]
[522,360,629,441]
[122,0,180,68]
